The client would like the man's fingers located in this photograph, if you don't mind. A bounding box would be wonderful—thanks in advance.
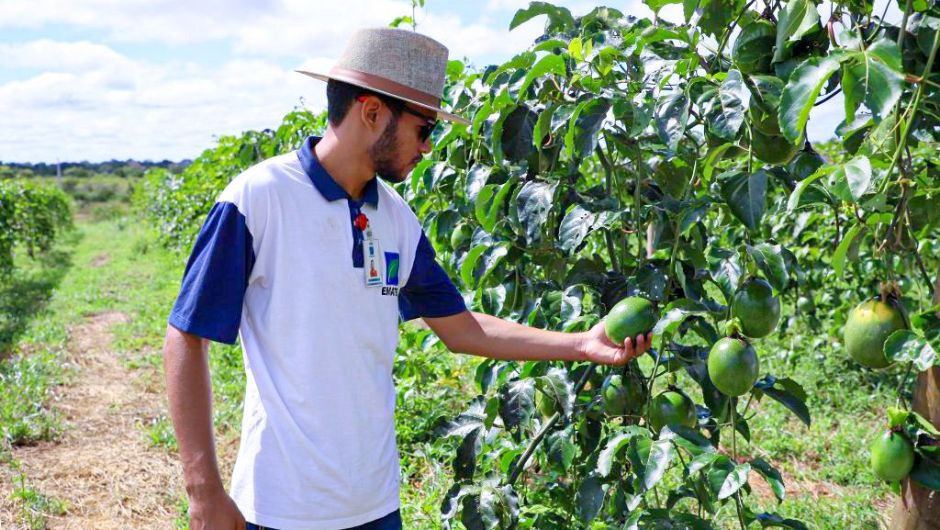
[622,336,633,351]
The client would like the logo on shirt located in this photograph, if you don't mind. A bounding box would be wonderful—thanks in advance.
[385,252,399,286]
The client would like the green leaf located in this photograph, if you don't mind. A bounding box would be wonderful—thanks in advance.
[475,178,517,233]
[786,168,827,212]
[460,244,509,289]
[501,106,538,163]
[498,379,535,431]
[576,475,606,522]
[833,222,865,277]
[912,306,940,354]
[840,155,873,202]
[655,92,691,151]
[773,0,822,64]
[746,243,790,291]
[644,0,682,13]
[653,299,711,336]
[884,330,938,371]
[545,428,578,470]
[534,367,575,418]
[558,205,595,254]
[910,458,940,492]
[752,457,786,502]
[779,54,844,143]
[698,70,752,140]
[698,0,745,37]
[886,406,910,429]
[565,98,611,160]
[756,513,810,529]
[718,463,751,500]
[597,427,648,477]
[509,2,575,31]
[842,39,905,125]
[517,54,566,101]
[643,436,676,491]
[719,170,768,231]
[466,163,492,204]
[754,376,811,426]
[515,181,557,245]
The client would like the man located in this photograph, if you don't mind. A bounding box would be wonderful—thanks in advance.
[163,28,652,530]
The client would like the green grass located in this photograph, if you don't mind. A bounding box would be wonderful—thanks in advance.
[9,472,69,530]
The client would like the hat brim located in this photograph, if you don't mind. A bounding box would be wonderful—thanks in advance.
[295,69,470,126]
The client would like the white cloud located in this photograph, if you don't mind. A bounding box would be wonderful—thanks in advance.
[0,0,908,162]
[0,40,317,162]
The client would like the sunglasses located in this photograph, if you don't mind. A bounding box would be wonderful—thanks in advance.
[357,94,438,142]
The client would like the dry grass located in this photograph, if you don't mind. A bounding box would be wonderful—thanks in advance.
[2,311,184,529]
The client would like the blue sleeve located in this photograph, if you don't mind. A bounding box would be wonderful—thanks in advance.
[399,232,467,321]
[168,202,255,344]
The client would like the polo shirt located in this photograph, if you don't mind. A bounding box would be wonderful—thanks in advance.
[168,135,466,529]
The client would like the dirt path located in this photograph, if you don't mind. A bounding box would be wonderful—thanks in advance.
[3,312,184,529]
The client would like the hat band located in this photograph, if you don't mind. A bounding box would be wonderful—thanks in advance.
[329,66,441,109]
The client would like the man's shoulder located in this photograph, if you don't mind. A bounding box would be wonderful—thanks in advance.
[376,179,417,217]
[223,151,304,200]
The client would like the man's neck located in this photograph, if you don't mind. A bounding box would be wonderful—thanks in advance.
[313,128,374,201]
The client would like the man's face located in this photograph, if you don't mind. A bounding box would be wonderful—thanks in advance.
[368,102,435,183]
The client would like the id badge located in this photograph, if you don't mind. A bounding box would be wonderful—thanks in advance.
[364,236,384,287]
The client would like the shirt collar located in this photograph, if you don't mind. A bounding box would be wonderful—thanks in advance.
[297,135,379,207]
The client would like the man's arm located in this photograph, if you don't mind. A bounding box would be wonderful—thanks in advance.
[424,311,651,364]
[163,325,244,530]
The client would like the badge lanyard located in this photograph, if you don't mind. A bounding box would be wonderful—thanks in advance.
[356,213,384,287]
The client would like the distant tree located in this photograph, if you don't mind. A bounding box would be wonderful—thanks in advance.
[63,167,92,179]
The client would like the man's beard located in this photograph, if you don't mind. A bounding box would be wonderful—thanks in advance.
[369,117,405,183]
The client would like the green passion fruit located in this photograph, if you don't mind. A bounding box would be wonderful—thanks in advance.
[870,430,915,482]
[844,299,907,369]
[787,148,825,181]
[604,296,657,345]
[602,373,644,416]
[733,19,776,74]
[731,278,781,338]
[450,223,473,250]
[749,128,801,165]
[747,75,784,136]
[708,337,760,397]
[648,391,697,431]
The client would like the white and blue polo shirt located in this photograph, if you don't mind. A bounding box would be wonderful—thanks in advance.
[168,136,466,529]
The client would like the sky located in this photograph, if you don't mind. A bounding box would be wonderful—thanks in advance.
[0,0,900,164]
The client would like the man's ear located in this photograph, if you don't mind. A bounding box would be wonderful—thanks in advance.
[358,95,383,132]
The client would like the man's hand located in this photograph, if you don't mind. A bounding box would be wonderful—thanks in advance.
[580,322,653,365]
[188,488,245,530]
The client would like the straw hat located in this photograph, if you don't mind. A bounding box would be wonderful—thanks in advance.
[296,27,469,125]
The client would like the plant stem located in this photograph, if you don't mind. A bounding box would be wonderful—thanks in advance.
[711,0,758,73]
[505,364,597,486]
[730,399,747,530]
[597,145,621,272]
[880,22,940,194]
[896,362,914,410]
[632,143,645,269]
[897,0,912,50]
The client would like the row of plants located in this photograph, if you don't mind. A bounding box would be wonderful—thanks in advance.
[0,180,72,276]
[401,1,940,528]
